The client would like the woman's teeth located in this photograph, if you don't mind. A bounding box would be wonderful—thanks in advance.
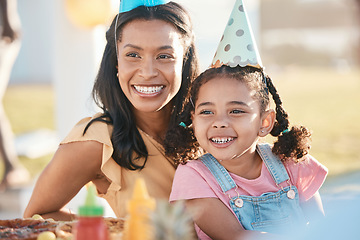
[211,137,234,144]
[134,85,163,94]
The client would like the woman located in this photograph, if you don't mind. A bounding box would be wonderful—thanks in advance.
[24,1,199,220]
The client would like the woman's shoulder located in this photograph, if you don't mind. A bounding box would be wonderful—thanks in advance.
[61,112,113,147]
[59,113,121,187]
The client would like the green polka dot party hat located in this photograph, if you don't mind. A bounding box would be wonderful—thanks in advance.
[211,0,263,69]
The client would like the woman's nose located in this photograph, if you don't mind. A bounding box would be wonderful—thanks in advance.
[138,58,158,79]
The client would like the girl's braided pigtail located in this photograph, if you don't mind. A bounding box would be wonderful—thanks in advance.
[265,75,289,136]
[265,76,312,162]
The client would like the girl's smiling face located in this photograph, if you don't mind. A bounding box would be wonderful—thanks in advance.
[117,19,184,114]
[192,77,266,162]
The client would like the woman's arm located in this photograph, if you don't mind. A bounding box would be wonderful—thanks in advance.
[300,191,325,223]
[185,198,272,240]
[23,141,103,221]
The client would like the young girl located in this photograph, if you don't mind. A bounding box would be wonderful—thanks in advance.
[165,65,328,239]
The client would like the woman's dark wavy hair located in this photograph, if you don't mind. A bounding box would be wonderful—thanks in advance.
[83,2,199,170]
[164,65,311,164]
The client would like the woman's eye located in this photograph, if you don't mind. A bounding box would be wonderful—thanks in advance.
[158,54,173,59]
[126,52,140,58]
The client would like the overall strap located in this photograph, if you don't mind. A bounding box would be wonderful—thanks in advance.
[256,143,289,185]
[200,153,236,193]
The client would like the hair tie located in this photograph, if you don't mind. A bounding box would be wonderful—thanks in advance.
[179,122,187,128]
[282,129,290,134]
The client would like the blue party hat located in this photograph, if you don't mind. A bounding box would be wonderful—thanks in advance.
[211,0,263,69]
[119,0,170,13]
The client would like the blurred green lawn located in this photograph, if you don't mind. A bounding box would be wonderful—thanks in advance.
[266,67,360,176]
[1,67,360,179]
[2,84,55,178]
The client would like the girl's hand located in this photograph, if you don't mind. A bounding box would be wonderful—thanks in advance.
[185,197,276,240]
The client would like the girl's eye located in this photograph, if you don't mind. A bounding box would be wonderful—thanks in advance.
[199,110,213,115]
[230,109,244,114]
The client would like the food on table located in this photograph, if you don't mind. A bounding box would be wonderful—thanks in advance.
[0,218,58,240]
[0,217,124,240]
[0,178,192,239]
[31,215,43,221]
[36,231,56,240]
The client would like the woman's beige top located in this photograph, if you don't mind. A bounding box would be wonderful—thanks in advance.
[61,113,176,218]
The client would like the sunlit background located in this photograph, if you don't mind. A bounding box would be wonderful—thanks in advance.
[1,0,360,226]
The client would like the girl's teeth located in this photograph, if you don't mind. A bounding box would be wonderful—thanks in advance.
[134,86,163,94]
[211,137,233,144]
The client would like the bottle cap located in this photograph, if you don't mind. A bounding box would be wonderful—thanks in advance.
[78,184,104,216]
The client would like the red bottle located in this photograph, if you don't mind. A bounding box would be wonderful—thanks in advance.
[73,185,109,240]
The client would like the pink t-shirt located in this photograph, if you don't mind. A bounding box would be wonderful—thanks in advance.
[170,154,328,239]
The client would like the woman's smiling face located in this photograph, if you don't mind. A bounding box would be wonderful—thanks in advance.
[116,19,184,113]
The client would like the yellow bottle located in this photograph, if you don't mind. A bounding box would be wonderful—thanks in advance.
[122,178,156,240]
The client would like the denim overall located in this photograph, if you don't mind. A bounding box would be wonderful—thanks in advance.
[200,143,306,233]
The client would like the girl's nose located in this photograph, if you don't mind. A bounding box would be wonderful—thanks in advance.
[212,115,229,128]
[138,58,158,79]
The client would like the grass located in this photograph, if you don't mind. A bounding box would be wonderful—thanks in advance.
[266,67,360,176]
[1,67,360,179]
[1,84,55,179]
